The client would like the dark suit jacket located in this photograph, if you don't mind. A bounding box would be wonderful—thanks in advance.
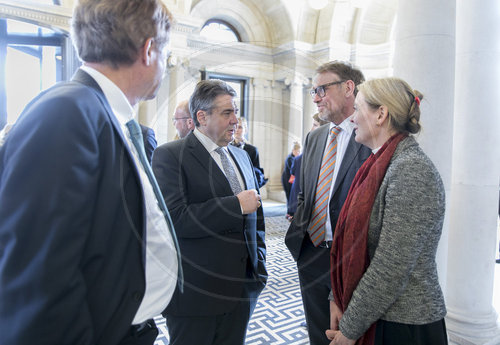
[0,69,148,345]
[152,132,267,316]
[140,124,157,164]
[285,124,371,261]
[231,141,267,187]
[288,154,302,215]
[242,142,260,169]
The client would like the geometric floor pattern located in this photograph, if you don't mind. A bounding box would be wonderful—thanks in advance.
[154,213,310,345]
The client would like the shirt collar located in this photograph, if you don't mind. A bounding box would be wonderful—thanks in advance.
[193,128,226,153]
[329,115,354,135]
[80,65,135,126]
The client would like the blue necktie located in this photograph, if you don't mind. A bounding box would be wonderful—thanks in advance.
[126,119,183,292]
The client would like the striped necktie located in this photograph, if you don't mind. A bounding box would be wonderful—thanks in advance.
[126,119,184,292]
[307,126,341,246]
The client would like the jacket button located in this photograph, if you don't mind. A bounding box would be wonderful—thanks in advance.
[240,257,247,263]
[133,291,142,301]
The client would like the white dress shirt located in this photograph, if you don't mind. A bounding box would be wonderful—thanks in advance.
[80,66,177,324]
[324,116,355,242]
[193,128,245,191]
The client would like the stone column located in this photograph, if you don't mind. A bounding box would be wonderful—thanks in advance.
[251,78,270,199]
[392,0,455,291]
[284,76,304,149]
[445,0,500,343]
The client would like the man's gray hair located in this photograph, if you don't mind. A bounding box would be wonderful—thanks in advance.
[189,80,237,127]
[71,0,173,68]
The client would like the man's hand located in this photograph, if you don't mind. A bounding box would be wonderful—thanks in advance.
[237,189,261,214]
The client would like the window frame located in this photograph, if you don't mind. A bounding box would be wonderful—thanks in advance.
[202,71,249,120]
[0,18,68,129]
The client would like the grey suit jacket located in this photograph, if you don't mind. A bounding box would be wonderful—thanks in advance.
[285,124,371,261]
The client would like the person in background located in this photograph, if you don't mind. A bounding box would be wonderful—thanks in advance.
[153,79,267,345]
[287,113,329,219]
[0,1,181,344]
[141,124,157,164]
[172,99,195,139]
[231,117,268,188]
[327,77,447,345]
[282,141,301,219]
[285,61,370,345]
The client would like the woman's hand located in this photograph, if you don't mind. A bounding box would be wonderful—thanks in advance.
[326,301,354,344]
[325,330,356,345]
[329,300,342,330]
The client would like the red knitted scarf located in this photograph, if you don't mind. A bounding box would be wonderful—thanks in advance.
[330,133,407,345]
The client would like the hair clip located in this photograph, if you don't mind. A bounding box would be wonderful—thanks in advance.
[414,96,421,106]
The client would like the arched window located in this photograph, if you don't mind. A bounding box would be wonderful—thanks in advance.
[200,20,240,42]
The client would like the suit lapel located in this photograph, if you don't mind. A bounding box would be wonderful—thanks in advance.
[185,134,233,194]
[331,132,362,196]
[72,69,131,155]
[310,125,330,191]
[228,145,253,190]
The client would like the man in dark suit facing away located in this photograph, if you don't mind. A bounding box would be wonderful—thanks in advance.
[153,79,267,345]
[0,1,181,344]
[285,61,371,345]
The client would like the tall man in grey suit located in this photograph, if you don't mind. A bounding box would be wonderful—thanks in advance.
[153,79,267,345]
[0,1,180,344]
[285,61,371,344]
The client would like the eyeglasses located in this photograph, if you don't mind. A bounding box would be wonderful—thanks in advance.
[310,80,345,98]
[172,117,190,123]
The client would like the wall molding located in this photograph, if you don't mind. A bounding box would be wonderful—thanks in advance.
[0,1,71,33]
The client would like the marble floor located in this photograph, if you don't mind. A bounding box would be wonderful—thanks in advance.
[153,202,500,344]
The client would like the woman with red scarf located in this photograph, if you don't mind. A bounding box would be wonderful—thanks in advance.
[326,77,448,345]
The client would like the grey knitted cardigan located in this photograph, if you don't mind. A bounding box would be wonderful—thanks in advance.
[338,136,447,340]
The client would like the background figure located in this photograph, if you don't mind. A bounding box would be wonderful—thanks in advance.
[172,99,195,139]
[285,61,370,345]
[282,141,301,218]
[140,124,157,164]
[152,79,267,345]
[327,77,447,345]
[287,113,329,219]
[231,117,268,187]
[0,1,180,345]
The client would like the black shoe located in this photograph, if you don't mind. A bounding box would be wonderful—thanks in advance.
[496,258,500,264]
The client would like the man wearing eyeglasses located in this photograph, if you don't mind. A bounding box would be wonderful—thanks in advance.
[172,100,195,139]
[285,61,371,345]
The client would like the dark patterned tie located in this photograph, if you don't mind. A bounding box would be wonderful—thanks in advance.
[215,147,243,195]
[126,119,184,292]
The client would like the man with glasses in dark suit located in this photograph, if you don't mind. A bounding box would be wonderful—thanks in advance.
[285,61,371,344]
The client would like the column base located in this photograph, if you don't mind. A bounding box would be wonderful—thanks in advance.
[446,307,500,344]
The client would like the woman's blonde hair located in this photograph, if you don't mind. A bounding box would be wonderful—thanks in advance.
[357,77,423,134]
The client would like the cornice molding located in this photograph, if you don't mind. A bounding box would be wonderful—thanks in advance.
[0,1,72,33]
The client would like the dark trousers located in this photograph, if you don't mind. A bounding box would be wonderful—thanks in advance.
[118,319,159,345]
[374,319,448,345]
[297,236,332,345]
[166,269,262,345]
